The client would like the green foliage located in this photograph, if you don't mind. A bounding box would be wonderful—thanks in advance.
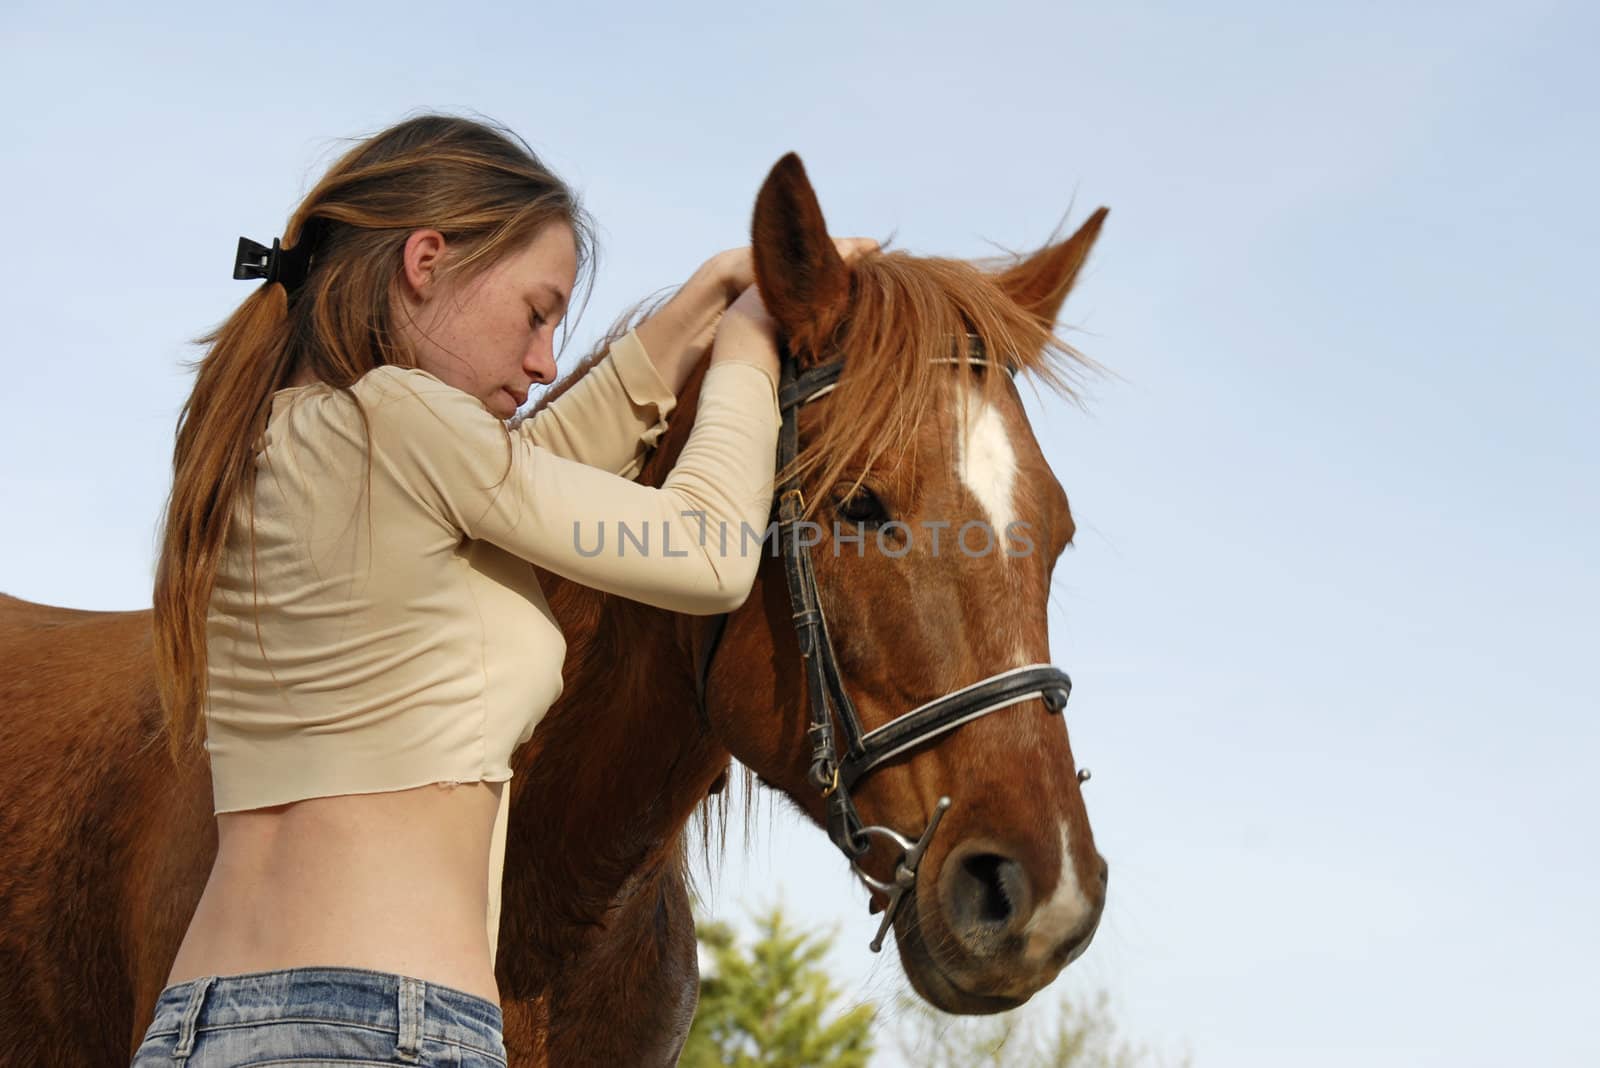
[680,906,876,1068]
[888,989,1191,1068]
[683,904,1187,1068]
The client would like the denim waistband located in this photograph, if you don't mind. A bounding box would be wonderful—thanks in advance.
[145,965,503,1056]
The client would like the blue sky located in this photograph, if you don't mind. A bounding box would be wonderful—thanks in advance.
[3,2,1595,1064]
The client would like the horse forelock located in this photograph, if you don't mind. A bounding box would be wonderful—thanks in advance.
[780,250,1092,525]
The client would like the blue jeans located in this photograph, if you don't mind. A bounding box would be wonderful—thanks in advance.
[130,966,508,1067]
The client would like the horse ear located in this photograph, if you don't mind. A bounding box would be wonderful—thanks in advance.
[993,207,1109,328]
[752,153,851,366]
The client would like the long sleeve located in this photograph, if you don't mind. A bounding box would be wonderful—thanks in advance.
[514,327,678,479]
[360,360,780,616]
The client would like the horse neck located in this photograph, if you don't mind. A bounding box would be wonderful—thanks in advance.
[504,582,727,949]
[503,359,730,947]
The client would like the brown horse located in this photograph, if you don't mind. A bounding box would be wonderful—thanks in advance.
[0,155,1107,1066]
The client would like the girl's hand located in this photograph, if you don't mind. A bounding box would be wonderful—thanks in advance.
[699,237,880,303]
[637,238,877,397]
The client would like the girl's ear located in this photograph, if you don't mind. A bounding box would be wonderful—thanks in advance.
[399,228,450,303]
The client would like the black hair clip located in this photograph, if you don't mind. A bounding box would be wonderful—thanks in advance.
[233,235,312,291]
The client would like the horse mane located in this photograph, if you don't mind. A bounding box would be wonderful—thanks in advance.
[780,247,1097,525]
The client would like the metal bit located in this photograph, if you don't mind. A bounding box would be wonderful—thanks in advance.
[865,796,952,953]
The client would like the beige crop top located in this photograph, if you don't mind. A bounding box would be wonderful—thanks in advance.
[202,328,779,963]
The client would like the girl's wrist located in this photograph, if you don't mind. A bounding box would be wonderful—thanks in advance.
[633,268,734,394]
[693,248,759,306]
[684,258,737,316]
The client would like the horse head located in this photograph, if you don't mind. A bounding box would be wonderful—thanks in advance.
[696,153,1109,1013]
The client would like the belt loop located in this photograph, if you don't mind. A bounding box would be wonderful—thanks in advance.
[395,975,425,1062]
[170,975,216,1064]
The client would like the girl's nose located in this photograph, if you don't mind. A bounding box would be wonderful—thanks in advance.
[525,340,557,385]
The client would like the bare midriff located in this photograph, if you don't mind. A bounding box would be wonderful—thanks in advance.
[164,780,503,1005]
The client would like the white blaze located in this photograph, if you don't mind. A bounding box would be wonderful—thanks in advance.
[1022,821,1093,963]
[954,384,1018,546]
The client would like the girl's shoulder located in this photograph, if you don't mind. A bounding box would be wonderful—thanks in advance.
[351,366,502,441]
[269,365,499,451]
[352,363,462,404]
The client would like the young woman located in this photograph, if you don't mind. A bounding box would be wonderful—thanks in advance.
[132,113,873,1066]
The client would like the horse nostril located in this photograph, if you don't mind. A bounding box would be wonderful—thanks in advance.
[947,851,1030,941]
[967,854,1014,924]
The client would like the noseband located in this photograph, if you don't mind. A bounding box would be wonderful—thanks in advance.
[693,335,1078,952]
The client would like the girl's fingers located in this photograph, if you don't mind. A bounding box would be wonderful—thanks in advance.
[833,236,879,262]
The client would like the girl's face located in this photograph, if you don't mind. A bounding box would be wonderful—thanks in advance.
[395,221,577,420]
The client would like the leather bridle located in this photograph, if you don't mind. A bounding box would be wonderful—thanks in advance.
[693,335,1078,952]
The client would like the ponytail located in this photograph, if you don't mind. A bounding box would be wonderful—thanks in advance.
[151,278,296,766]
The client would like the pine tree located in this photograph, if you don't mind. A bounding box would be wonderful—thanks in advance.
[680,906,876,1068]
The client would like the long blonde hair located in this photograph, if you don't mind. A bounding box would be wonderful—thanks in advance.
[151,112,594,766]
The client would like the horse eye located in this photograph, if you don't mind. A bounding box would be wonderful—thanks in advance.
[835,487,888,526]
